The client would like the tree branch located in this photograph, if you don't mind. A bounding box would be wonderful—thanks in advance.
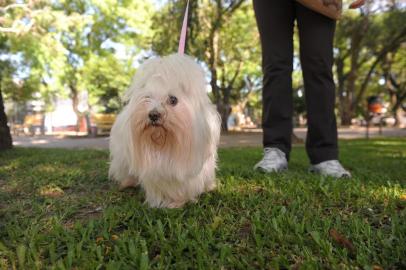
[354,26,406,107]
[0,3,29,14]
[388,73,401,90]
[224,0,245,15]
[228,61,242,88]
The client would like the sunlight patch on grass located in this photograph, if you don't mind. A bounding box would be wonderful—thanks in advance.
[371,141,406,146]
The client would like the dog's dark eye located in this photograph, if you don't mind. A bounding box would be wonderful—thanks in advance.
[168,95,178,106]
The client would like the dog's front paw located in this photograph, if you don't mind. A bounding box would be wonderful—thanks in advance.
[118,176,139,191]
[205,181,217,192]
[145,198,186,208]
[166,200,187,209]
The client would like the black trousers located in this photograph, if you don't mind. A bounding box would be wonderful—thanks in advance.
[253,0,338,164]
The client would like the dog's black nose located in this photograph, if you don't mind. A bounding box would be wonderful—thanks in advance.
[148,111,161,122]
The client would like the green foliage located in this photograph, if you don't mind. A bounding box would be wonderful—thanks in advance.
[152,0,262,121]
[1,0,154,112]
[82,54,134,113]
[0,35,38,104]
[334,5,406,123]
[151,1,405,126]
[151,0,188,56]
[48,0,153,114]
[0,0,405,125]
[0,139,406,268]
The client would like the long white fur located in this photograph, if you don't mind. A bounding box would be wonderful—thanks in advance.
[109,54,221,208]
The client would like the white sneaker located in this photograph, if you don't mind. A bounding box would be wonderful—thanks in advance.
[254,148,288,173]
[309,160,351,178]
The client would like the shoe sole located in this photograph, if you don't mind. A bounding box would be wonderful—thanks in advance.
[308,168,351,179]
[255,166,288,173]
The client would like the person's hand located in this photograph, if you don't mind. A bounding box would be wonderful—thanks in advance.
[349,0,366,9]
[322,0,341,10]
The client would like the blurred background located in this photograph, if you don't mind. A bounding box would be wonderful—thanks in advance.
[0,0,405,149]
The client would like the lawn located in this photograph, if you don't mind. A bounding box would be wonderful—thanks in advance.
[0,139,405,269]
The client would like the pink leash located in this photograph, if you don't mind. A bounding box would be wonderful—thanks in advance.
[178,0,190,54]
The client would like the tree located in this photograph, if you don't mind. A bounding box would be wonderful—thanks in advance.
[334,1,406,125]
[48,0,153,133]
[0,71,12,150]
[152,0,261,131]
[0,0,154,144]
[81,54,135,113]
[0,1,45,150]
[381,48,406,125]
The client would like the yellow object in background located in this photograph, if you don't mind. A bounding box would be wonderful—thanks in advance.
[90,113,117,136]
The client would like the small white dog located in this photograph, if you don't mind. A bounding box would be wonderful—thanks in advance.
[109,54,221,208]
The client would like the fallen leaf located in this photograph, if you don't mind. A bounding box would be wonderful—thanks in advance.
[39,186,64,198]
[252,186,266,194]
[63,221,75,230]
[111,235,119,241]
[329,228,355,253]
[96,237,104,244]
[372,265,383,270]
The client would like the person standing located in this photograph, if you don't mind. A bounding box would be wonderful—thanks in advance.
[253,0,365,177]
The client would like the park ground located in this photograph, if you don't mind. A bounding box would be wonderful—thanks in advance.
[0,138,405,269]
[11,127,406,149]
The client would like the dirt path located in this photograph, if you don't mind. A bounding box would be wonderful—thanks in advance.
[12,127,405,149]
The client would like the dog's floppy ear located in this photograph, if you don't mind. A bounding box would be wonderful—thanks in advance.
[121,83,144,106]
[122,57,162,103]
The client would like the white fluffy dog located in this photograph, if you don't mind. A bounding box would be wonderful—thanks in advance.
[109,54,221,208]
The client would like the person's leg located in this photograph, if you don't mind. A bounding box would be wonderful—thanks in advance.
[253,0,295,160]
[295,3,338,164]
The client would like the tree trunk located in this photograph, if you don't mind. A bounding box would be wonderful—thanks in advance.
[217,103,229,132]
[336,58,352,126]
[393,108,402,127]
[342,43,360,126]
[392,94,406,127]
[382,55,406,127]
[339,57,359,126]
[0,88,12,150]
[340,104,353,126]
[338,15,369,126]
[69,84,91,135]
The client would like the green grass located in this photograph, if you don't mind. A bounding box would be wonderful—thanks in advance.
[0,139,405,269]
